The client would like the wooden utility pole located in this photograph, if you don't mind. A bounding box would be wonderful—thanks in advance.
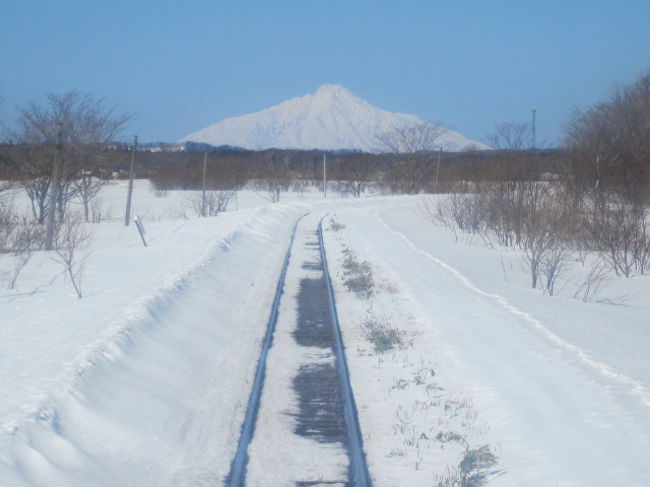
[201,149,208,217]
[124,135,137,226]
[323,152,327,198]
[45,123,64,251]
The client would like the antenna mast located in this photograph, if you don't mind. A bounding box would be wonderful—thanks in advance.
[531,108,537,151]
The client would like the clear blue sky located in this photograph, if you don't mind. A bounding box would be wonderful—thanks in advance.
[2,0,649,146]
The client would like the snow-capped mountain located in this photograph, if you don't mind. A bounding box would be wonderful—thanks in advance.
[180,84,487,152]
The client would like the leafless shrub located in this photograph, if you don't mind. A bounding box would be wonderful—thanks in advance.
[73,173,105,222]
[190,190,234,217]
[632,215,650,275]
[89,197,111,223]
[5,251,31,290]
[587,198,648,277]
[540,244,572,296]
[439,192,488,237]
[573,261,612,303]
[1,200,43,289]
[0,201,15,251]
[53,214,93,298]
[334,179,372,198]
[519,186,574,292]
[290,179,312,194]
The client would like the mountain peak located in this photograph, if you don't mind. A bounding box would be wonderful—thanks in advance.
[314,83,352,96]
[180,86,487,152]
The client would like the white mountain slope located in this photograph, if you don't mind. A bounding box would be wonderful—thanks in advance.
[180,84,488,152]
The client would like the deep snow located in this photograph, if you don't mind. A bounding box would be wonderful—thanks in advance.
[1,185,649,486]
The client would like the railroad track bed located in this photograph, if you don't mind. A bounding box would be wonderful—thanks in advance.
[226,212,371,487]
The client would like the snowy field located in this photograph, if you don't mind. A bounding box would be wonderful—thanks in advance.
[323,204,650,486]
[1,181,649,486]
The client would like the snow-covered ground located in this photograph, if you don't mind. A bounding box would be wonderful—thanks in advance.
[1,184,649,486]
[323,200,650,486]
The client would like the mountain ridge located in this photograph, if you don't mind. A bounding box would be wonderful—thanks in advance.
[180,84,487,152]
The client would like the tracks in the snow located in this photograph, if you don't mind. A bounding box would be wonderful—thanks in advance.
[225,214,372,487]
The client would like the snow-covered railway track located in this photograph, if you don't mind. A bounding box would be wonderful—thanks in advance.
[225,214,372,487]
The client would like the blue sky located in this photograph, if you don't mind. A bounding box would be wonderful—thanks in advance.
[2,0,649,146]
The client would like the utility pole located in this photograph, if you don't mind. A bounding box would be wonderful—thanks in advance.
[201,148,208,217]
[323,152,327,198]
[434,147,442,194]
[124,135,137,226]
[45,122,64,250]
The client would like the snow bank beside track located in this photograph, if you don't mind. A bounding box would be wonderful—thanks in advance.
[0,201,314,486]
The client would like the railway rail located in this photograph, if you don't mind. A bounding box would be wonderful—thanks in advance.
[225,214,372,486]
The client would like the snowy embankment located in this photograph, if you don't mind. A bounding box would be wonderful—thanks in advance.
[323,198,650,486]
[0,181,344,486]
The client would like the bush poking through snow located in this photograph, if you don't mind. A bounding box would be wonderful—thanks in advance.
[435,444,501,487]
[459,445,501,486]
[361,314,406,353]
[1,201,43,289]
[189,191,234,217]
[341,247,374,298]
[327,218,345,232]
[54,214,93,298]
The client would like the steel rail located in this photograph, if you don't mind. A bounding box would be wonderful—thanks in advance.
[225,213,307,487]
[318,216,373,487]
[225,213,372,486]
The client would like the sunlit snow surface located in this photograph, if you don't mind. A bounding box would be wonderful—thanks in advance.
[0,185,649,486]
[324,202,650,486]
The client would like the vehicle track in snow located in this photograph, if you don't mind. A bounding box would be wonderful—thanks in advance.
[225,214,372,487]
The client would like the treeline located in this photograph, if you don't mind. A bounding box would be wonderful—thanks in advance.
[433,73,650,289]
[88,146,565,196]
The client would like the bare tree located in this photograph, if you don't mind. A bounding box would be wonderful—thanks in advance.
[333,154,374,197]
[11,91,131,224]
[488,122,531,154]
[73,172,106,222]
[565,73,650,206]
[253,151,292,202]
[376,123,448,194]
